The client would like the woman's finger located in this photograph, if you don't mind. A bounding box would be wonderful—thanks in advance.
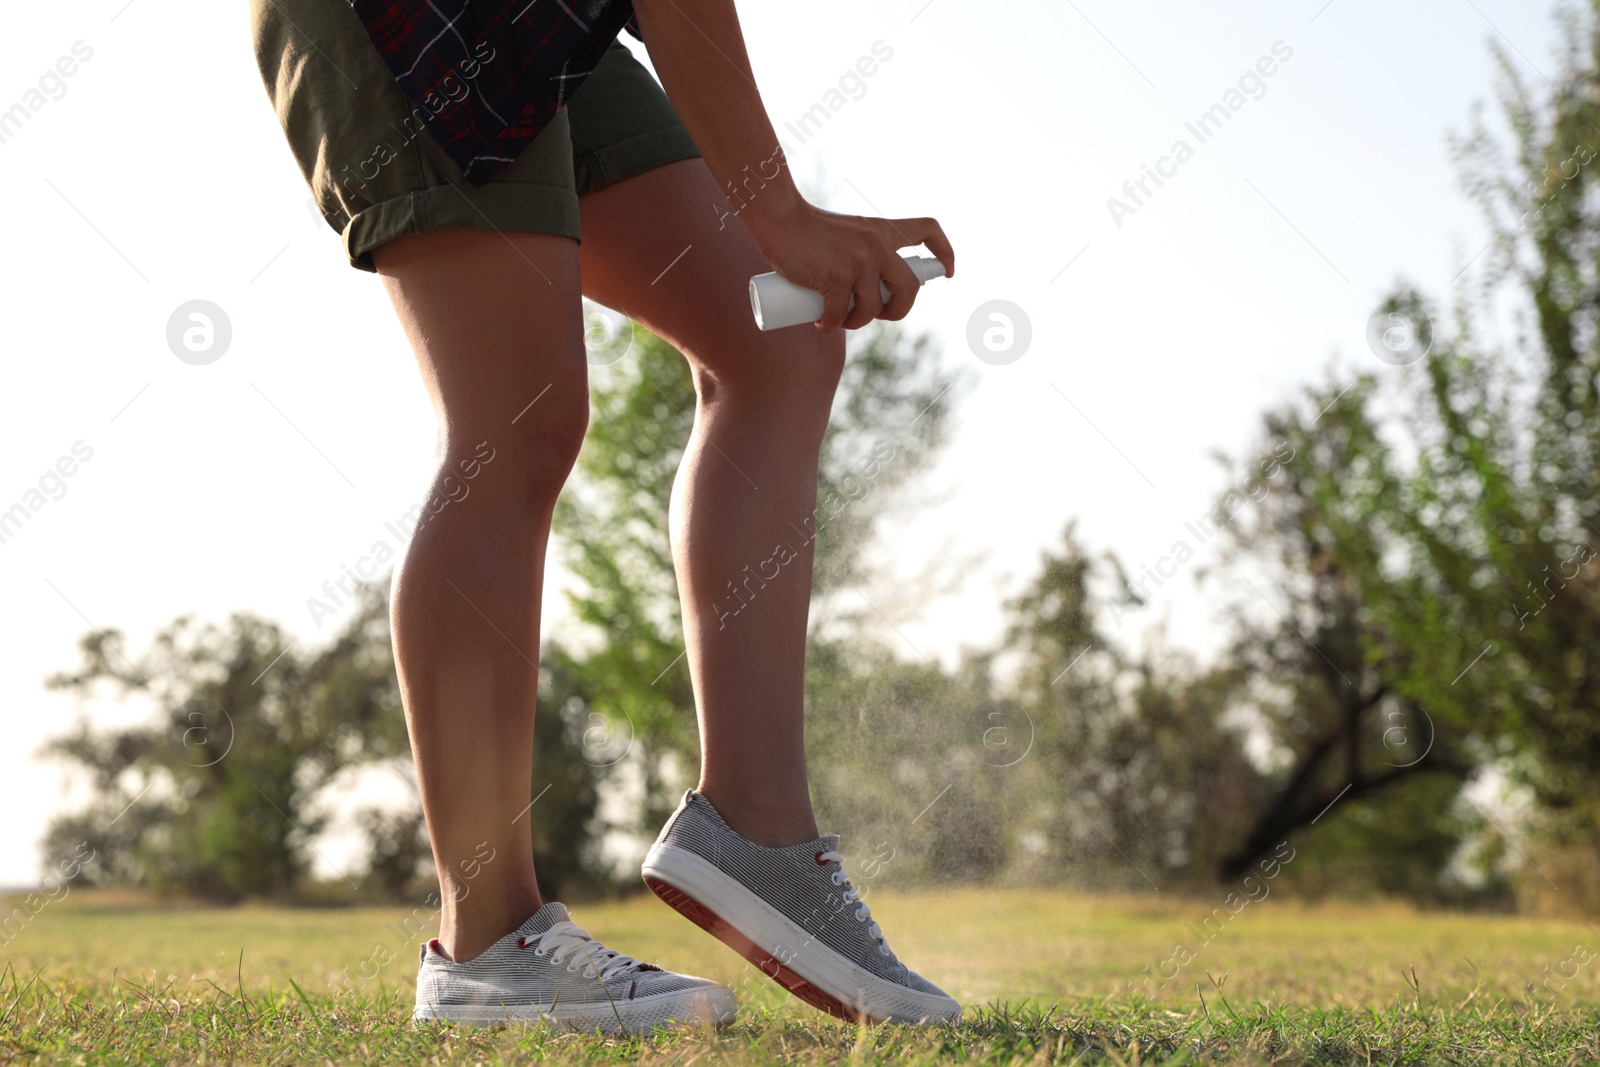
[888,216,955,279]
[842,266,886,330]
[815,281,854,333]
[877,252,922,321]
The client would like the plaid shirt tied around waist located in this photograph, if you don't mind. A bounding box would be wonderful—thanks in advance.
[346,0,644,185]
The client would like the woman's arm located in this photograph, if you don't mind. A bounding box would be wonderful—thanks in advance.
[629,0,954,332]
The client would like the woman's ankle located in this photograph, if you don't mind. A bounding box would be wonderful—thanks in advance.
[696,782,820,848]
[438,885,543,962]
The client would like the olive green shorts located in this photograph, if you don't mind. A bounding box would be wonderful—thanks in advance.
[249,0,702,272]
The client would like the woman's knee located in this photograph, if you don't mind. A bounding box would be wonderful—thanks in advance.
[697,325,846,417]
[443,381,590,509]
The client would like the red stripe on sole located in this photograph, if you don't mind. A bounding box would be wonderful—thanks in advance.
[643,876,872,1024]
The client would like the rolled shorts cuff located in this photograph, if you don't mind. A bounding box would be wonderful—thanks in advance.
[574,123,702,195]
[343,180,583,273]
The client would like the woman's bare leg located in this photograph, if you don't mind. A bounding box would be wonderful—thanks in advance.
[576,158,845,847]
[371,227,589,962]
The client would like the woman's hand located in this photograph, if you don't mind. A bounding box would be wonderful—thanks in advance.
[628,0,953,330]
[746,198,956,332]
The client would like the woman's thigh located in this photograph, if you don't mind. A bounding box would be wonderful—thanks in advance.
[370,227,591,482]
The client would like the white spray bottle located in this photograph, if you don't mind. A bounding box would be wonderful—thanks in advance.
[749,254,947,331]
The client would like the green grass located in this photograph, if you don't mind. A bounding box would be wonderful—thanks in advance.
[1,886,1596,1064]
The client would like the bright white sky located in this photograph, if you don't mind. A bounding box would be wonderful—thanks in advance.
[0,0,1560,886]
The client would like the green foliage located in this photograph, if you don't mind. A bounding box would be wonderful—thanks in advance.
[1426,3,1600,823]
[1278,774,1511,907]
[36,578,612,903]
[39,581,408,901]
[1191,378,1482,884]
[1190,0,1600,896]
[999,524,1269,891]
[355,806,428,902]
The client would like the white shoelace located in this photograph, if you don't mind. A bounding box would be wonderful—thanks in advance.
[817,849,893,958]
[518,920,652,982]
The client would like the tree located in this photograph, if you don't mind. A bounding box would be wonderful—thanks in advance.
[1436,0,1600,827]
[1198,380,1478,881]
[1003,523,1268,890]
[40,581,408,900]
[1194,1,1600,891]
[38,575,619,901]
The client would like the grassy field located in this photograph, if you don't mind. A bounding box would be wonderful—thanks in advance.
[1,886,1596,1064]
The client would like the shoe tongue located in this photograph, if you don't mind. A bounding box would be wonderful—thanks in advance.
[782,833,841,862]
[515,901,571,937]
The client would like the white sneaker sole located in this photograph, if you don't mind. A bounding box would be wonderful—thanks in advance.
[642,842,960,1025]
[412,984,737,1032]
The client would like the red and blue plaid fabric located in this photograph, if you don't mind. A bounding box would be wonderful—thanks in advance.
[346,0,644,185]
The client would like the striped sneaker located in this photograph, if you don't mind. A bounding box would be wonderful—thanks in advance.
[413,901,736,1032]
[640,789,960,1025]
